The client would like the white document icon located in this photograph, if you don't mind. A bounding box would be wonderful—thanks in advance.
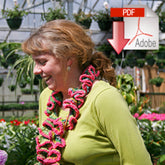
[124,5,159,50]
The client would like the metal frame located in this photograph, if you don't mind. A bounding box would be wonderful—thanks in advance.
[0,0,164,43]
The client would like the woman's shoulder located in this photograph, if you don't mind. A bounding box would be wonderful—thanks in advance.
[89,80,125,105]
[39,87,52,100]
[90,80,119,96]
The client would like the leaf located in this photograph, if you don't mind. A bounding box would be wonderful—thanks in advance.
[159,154,165,164]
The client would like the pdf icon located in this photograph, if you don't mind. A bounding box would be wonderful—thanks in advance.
[123,8,135,16]
[124,5,159,50]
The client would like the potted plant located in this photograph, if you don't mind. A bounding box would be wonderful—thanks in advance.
[93,9,113,31]
[149,76,164,87]
[42,7,66,22]
[74,12,92,29]
[137,59,145,68]
[0,77,4,87]
[156,59,164,69]
[0,42,20,69]
[1,4,29,30]
[21,88,38,95]
[125,53,137,68]
[145,54,156,66]
[8,85,16,92]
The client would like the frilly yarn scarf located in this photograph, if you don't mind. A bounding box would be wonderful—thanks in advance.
[36,65,100,165]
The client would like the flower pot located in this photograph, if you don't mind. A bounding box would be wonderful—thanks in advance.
[97,20,112,31]
[0,78,4,87]
[78,19,92,29]
[149,77,164,87]
[155,82,162,87]
[145,54,156,66]
[8,85,16,92]
[156,59,164,69]
[137,59,145,68]
[6,18,22,30]
[159,20,165,33]
[19,81,27,88]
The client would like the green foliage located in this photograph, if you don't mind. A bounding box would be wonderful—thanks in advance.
[125,53,137,68]
[129,94,165,164]
[137,59,145,68]
[74,12,92,29]
[0,103,38,111]
[130,96,151,115]
[116,74,136,105]
[138,119,165,164]
[9,54,36,92]
[1,4,29,19]
[0,42,21,69]
[0,42,44,93]
[93,9,113,31]
[93,10,111,22]
[149,77,164,87]
[8,85,16,92]
[0,120,38,165]
[21,89,38,94]
[42,7,66,22]
[145,54,156,66]
[96,43,114,58]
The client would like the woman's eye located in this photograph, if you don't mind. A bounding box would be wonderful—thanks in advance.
[39,61,46,65]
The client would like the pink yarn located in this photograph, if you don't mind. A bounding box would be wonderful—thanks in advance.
[36,65,100,164]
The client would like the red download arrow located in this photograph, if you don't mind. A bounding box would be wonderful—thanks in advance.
[107,21,130,54]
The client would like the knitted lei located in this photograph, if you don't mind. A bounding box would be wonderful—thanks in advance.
[36,65,100,165]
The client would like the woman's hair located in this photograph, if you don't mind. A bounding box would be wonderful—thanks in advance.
[22,19,116,86]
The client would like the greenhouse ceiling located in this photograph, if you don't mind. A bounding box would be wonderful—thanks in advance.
[0,0,164,43]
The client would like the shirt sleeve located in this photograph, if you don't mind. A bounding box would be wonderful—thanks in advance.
[94,86,152,165]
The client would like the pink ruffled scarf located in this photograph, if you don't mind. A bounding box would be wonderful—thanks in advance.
[36,65,100,165]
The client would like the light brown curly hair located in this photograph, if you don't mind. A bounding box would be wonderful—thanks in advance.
[22,19,116,86]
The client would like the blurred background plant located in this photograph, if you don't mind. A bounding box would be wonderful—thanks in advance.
[149,76,164,87]
[74,11,92,29]
[134,112,165,165]
[0,117,38,165]
[116,73,137,106]
[41,7,66,22]
[116,74,165,164]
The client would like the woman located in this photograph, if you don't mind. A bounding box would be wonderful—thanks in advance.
[22,19,152,165]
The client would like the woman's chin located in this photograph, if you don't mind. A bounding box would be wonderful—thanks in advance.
[47,84,56,91]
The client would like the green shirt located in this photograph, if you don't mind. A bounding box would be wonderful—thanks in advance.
[39,80,152,165]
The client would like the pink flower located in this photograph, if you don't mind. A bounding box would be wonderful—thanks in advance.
[137,113,165,121]
[133,113,139,118]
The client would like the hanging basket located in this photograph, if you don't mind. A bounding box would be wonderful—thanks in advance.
[159,20,165,33]
[0,78,4,87]
[149,77,164,87]
[6,18,22,30]
[97,20,112,31]
[77,19,92,29]
[137,59,145,68]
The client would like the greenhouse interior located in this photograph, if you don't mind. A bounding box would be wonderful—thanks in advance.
[0,0,165,164]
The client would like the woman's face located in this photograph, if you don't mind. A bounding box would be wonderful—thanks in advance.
[32,54,68,92]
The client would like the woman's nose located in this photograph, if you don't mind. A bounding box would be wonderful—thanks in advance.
[33,65,42,75]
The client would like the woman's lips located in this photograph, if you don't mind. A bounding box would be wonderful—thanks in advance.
[43,76,51,84]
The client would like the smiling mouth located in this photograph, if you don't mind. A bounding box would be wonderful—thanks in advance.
[43,76,51,83]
